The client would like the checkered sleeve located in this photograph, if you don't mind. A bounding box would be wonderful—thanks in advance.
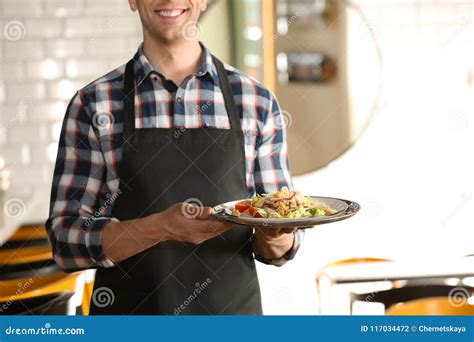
[252,91,304,266]
[253,91,293,195]
[45,91,115,272]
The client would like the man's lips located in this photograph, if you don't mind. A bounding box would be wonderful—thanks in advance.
[154,8,188,20]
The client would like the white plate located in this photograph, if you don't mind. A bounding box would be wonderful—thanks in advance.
[212,197,359,228]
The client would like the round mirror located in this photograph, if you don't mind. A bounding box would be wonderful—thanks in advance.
[274,0,382,175]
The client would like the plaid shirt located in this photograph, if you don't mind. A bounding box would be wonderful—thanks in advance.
[46,44,303,272]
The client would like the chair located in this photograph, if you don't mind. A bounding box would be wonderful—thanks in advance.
[0,225,89,315]
[0,225,59,281]
[387,297,474,315]
[0,292,74,315]
[316,257,390,314]
[325,258,389,267]
[80,270,96,315]
[0,259,60,281]
[1,225,51,268]
[0,245,52,266]
[0,225,49,250]
[0,272,85,315]
[351,285,474,315]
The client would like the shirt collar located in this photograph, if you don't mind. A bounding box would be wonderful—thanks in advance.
[132,43,219,87]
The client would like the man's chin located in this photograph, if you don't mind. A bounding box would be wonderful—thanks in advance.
[146,28,183,44]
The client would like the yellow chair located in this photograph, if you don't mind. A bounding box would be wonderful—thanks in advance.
[387,297,474,315]
[0,225,51,266]
[325,257,389,267]
[80,270,96,315]
[0,245,52,265]
[8,225,48,242]
[0,272,85,315]
[0,272,81,302]
[1,225,99,315]
[316,258,390,314]
[0,292,75,315]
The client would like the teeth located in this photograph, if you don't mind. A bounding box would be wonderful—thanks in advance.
[157,9,184,17]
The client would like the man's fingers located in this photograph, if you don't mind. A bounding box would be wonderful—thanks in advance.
[195,221,233,243]
[254,227,297,239]
[196,206,213,219]
[280,227,297,234]
[209,220,233,232]
[255,228,281,239]
[191,218,233,232]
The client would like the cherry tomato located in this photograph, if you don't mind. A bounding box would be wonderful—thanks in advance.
[248,206,262,218]
[235,203,249,212]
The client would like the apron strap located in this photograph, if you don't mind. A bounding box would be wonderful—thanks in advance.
[212,56,242,132]
[122,56,242,135]
[123,59,136,139]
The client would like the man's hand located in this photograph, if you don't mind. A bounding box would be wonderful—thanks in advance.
[158,202,232,244]
[252,227,297,261]
[102,202,232,263]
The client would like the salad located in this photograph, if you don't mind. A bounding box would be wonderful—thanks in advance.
[231,187,337,219]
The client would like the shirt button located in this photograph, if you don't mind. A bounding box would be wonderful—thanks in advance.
[152,76,159,81]
[177,96,183,103]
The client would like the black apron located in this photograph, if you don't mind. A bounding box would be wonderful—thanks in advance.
[89,56,262,315]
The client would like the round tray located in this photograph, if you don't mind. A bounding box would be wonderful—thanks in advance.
[212,197,361,228]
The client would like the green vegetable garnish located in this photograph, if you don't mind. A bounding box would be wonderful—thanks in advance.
[286,210,302,218]
[309,207,326,217]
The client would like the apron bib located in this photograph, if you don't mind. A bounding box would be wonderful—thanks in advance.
[90,56,262,315]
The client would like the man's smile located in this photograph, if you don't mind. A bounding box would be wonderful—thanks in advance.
[154,7,189,22]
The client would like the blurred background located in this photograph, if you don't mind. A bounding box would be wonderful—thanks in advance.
[0,0,473,315]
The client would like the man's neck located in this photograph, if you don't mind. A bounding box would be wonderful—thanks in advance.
[143,34,203,86]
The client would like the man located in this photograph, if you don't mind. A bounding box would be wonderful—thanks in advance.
[46,0,304,315]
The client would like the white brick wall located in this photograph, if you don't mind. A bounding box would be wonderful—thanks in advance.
[0,0,143,210]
